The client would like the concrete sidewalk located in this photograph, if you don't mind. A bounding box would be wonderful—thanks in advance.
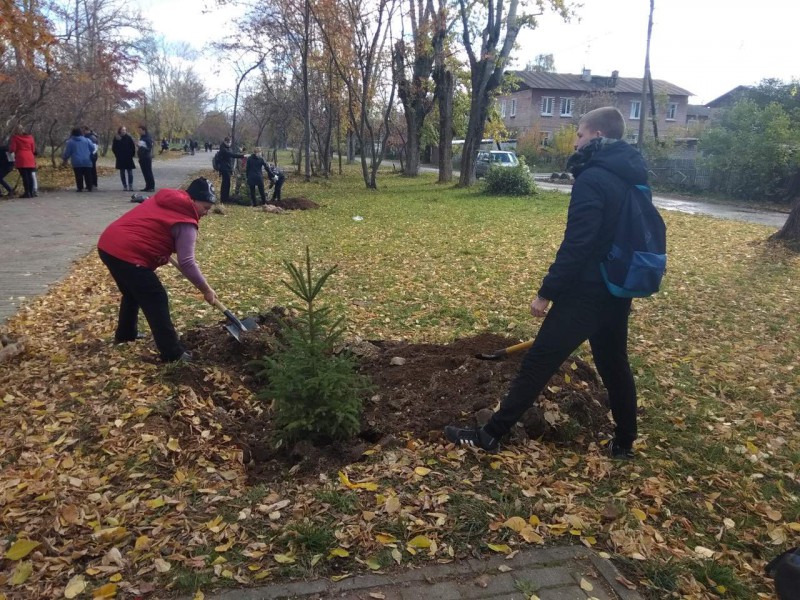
[198,546,642,600]
[0,151,210,323]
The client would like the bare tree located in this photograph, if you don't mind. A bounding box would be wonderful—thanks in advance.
[316,0,400,189]
[392,0,438,176]
[457,0,570,186]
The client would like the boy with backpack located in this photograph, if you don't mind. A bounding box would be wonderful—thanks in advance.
[445,106,665,459]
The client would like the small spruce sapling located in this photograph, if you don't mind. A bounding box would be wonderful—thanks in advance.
[254,247,369,446]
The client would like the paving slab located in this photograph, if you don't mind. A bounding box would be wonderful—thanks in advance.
[196,546,643,600]
[0,151,210,323]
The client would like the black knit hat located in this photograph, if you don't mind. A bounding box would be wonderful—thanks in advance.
[186,177,216,204]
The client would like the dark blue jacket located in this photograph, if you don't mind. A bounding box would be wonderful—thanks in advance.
[538,139,648,301]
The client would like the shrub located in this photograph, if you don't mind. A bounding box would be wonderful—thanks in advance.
[483,159,536,196]
[252,248,369,446]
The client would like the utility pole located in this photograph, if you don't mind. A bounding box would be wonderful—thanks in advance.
[638,0,655,149]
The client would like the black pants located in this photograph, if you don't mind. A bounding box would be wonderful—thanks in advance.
[269,175,284,201]
[72,166,93,191]
[220,171,232,203]
[248,178,266,205]
[139,157,155,190]
[484,284,637,447]
[98,249,185,362]
[90,155,98,187]
[18,168,35,197]
[118,169,133,188]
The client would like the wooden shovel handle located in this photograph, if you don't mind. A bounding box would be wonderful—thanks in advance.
[503,339,534,355]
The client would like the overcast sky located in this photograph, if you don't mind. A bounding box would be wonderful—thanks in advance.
[140,0,800,106]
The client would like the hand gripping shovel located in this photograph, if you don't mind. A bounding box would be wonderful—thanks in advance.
[476,339,534,361]
[170,258,258,343]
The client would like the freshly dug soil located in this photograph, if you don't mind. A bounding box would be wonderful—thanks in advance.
[173,310,611,484]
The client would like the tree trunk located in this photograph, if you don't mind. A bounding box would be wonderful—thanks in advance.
[769,200,800,244]
[436,69,454,183]
[769,172,800,245]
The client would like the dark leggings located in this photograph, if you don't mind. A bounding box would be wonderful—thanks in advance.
[98,249,185,362]
[484,284,637,447]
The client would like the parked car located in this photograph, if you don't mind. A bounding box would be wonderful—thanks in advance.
[475,150,521,178]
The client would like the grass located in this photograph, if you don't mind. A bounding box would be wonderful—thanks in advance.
[1,162,798,599]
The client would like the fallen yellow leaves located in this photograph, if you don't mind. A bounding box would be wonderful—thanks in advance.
[4,538,40,560]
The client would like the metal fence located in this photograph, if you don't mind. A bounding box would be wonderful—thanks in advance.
[648,158,711,190]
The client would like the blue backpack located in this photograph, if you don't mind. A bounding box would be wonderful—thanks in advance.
[600,183,667,298]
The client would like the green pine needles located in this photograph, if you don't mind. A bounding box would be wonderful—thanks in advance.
[254,247,369,446]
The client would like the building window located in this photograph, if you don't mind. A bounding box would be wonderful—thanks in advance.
[500,100,506,118]
[630,101,641,120]
[666,102,677,120]
[510,98,517,117]
[539,131,551,147]
[541,96,554,116]
[559,97,574,117]
[626,131,639,144]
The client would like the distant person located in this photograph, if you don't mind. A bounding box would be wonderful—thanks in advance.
[9,124,37,198]
[0,143,15,198]
[244,147,270,206]
[445,107,649,460]
[82,126,99,189]
[62,127,97,192]
[160,138,169,154]
[97,177,219,363]
[216,137,244,204]
[266,162,285,202]
[111,126,137,191]
[138,125,155,192]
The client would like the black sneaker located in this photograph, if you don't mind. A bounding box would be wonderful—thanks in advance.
[444,425,499,452]
[607,439,635,460]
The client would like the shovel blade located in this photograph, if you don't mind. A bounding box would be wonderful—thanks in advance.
[224,323,243,343]
[240,317,259,331]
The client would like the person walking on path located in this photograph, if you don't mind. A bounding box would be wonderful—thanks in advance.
[445,107,646,460]
[9,124,37,198]
[138,125,156,192]
[112,126,137,191]
[62,127,97,192]
[82,126,100,189]
[216,136,244,204]
[0,144,15,197]
[97,177,218,363]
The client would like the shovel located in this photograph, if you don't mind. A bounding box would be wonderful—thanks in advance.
[475,339,534,360]
[170,258,258,342]
[211,299,258,343]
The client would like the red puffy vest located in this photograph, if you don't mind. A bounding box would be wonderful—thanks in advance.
[98,189,199,270]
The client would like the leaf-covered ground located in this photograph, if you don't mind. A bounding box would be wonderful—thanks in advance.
[1,168,798,599]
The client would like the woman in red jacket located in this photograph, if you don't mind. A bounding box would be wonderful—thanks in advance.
[97,177,218,362]
[9,124,37,198]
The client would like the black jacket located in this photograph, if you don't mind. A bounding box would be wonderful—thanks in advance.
[538,139,648,301]
[112,134,137,170]
[245,154,268,181]
[217,143,244,174]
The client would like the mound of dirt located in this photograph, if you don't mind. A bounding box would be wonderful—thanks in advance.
[273,197,319,210]
[170,310,611,484]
